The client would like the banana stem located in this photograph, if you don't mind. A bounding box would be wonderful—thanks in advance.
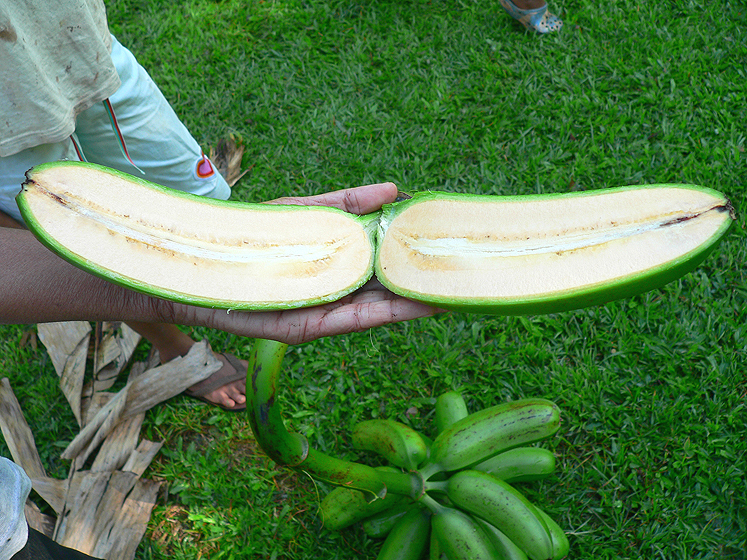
[246,339,308,466]
[377,469,425,500]
[417,461,444,481]
[299,447,388,499]
[419,493,445,515]
[246,338,397,498]
[423,480,448,494]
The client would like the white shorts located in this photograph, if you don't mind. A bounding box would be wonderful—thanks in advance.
[0,35,230,224]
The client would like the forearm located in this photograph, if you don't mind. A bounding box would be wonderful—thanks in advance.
[0,227,172,325]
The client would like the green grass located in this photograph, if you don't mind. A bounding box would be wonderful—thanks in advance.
[2,0,746,558]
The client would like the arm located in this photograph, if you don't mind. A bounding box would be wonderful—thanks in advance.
[1,182,441,344]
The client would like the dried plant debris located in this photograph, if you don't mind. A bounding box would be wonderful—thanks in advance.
[0,322,225,560]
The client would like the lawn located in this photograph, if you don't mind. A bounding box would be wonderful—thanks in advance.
[1,0,745,558]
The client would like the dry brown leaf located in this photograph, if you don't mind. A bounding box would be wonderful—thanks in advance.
[209,136,250,187]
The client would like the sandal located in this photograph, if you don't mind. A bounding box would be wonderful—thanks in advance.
[183,352,247,412]
[499,0,563,33]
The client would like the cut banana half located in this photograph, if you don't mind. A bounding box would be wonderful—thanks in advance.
[376,188,734,314]
[18,162,376,309]
[17,161,734,314]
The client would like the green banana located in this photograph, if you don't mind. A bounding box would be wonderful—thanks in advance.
[535,508,570,560]
[472,446,556,483]
[435,391,469,434]
[425,496,500,560]
[429,525,446,560]
[319,482,405,531]
[419,398,560,478]
[352,419,429,471]
[473,518,529,560]
[443,470,553,560]
[375,506,431,560]
[362,501,420,539]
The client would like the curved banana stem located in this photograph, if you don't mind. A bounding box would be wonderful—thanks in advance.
[246,339,308,466]
[246,338,424,499]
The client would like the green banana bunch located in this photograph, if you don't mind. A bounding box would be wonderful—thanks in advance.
[352,419,429,471]
[472,446,556,483]
[419,398,560,479]
[317,391,568,560]
[375,506,431,560]
[434,391,469,434]
[427,497,501,560]
[443,469,553,560]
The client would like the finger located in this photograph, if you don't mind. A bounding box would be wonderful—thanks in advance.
[265,182,399,215]
[294,298,442,344]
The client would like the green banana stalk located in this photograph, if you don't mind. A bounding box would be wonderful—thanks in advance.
[246,339,308,466]
[472,446,556,483]
[319,478,405,531]
[423,495,501,560]
[419,398,561,479]
[535,508,570,560]
[434,391,469,434]
[352,419,429,471]
[440,470,553,560]
[375,506,431,560]
[473,518,530,560]
[362,501,420,539]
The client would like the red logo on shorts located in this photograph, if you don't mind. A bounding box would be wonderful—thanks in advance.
[196,153,215,178]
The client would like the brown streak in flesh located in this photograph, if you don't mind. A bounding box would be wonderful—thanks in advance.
[660,202,732,227]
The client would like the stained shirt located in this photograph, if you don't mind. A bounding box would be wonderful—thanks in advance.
[0,0,121,156]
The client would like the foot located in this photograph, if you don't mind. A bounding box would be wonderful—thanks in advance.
[183,352,248,411]
[499,0,563,33]
[125,322,249,411]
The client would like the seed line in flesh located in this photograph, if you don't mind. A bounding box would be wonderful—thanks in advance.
[397,205,725,258]
[41,186,347,264]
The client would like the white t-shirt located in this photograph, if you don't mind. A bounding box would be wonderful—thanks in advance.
[0,457,30,560]
[0,0,121,156]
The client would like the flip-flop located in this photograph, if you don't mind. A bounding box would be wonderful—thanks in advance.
[183,352,247,412]
[499,0,563,33]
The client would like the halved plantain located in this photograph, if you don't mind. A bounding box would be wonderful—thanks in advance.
[17,162,377,310]
[375,187,734,314]
[17,162,734,314]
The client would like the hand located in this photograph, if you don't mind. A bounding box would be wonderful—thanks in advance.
[175,182,443,344]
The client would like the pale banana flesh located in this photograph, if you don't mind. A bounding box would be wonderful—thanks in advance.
[18,162,375,309]
[376,187,734,314]
[18,162,734,313]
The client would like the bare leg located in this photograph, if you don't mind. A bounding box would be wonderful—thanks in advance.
[512,0,546,8]
[126,321,247,409]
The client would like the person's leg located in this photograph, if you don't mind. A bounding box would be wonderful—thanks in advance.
[73,36,230,201]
